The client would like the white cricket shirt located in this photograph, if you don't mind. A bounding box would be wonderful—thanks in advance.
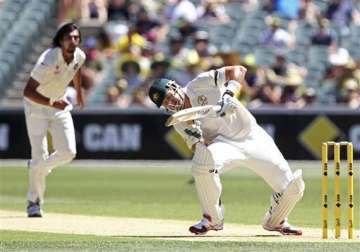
[182,69,257,142]
[30,47,86,100]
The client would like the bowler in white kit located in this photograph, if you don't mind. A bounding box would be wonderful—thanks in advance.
[148,65,305,235]
[23,23,86,217]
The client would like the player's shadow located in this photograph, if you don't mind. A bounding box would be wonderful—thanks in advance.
[0,216,27,219]
[255,234,281,237]
[112,234,280,238]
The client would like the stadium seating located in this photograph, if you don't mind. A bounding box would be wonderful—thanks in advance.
[0,0,359,107]
[0,0,56,101]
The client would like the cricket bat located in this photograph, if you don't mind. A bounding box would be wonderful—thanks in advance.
[165,105,221,127]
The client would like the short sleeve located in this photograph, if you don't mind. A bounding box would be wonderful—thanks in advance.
[186,70,214,90]
[215,68,227,88]
[76,48,86,66]
[30,49,55,83]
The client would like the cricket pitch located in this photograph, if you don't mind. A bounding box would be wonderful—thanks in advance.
[1,209,359,242]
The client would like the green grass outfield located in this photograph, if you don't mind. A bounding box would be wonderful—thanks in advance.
[0,160,359,251]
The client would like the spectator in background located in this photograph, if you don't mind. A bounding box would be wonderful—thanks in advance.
[82,36,105,92]
[326,0,350,23]
[260,16,296,49]
[250,80,282,106]
[318,47,352,104]
[167,31,190,69]
[266,53,307,87]
[58,0,81,24]
[164,0,198,39]
[343,79,360,109]
[106,79,131,107]
[298,0,321,25]
[142,55,172,90]
[194,30,218,71]
[96,28,114,57]
[197,0,230,24]
[279,81,303,107]
[107,0,129,21]
[81,67,96,98]
[311,18,335,47]
[325,0,360,36]
[80,0,108,24]
[197,54,225,77]
[135,7,162,42]
[116,25,146,53]
[238,54,262,103]
[242,54,259,88]
[177,18,198,39]
[230,0,258,12]
[129,86,153,108]
[296,87,317,108]
[268,53,288,77]
[136,43,156,78]
[106,86,121,105]
[274,0,300,19]
[171,51,201,86]
[328,47,351,69]
[118,59,144,94]
[126,1,143,23]
[117,78,131,107]
[193,31,211,57]
[83,36,103,71]
[261,0,276,13]
[164,0,198,23]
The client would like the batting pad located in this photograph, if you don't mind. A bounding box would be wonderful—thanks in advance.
[192,143,224,224]
[264,169,305,228]
[193,172,224,224]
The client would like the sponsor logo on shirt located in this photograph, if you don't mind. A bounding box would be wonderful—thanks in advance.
[54,65,60,74]
[197,95,208,106]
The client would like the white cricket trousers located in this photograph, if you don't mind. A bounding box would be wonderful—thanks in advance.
[24,98,76,204]
[209,124,293,192]
[191,124,293,224]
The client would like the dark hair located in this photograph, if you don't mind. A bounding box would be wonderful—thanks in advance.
[52,23,82,47]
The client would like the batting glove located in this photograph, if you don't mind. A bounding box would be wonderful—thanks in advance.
[183,120,203,148]
[217,91,239,117]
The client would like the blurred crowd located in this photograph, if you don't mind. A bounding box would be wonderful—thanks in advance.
[57,0,360,109]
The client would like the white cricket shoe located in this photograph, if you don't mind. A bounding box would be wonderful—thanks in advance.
[189,213,224,235]
[262,212,302,235]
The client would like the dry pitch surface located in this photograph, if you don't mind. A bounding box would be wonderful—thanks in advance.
[1,210,359,242]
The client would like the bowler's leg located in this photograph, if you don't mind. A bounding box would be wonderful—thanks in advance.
[43,111,76,174]
[25,113,49,217]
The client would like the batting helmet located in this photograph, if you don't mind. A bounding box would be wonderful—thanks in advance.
[149,78,171,107]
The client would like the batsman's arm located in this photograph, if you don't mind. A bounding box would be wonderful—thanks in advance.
[225,65,247,95]
[215,65,247,96]
[224,65,247,84]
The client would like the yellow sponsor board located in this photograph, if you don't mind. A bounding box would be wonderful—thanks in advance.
[299,116,340,158]
[165,129,193,158]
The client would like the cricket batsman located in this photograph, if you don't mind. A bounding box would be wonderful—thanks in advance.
[148,65,305,235]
